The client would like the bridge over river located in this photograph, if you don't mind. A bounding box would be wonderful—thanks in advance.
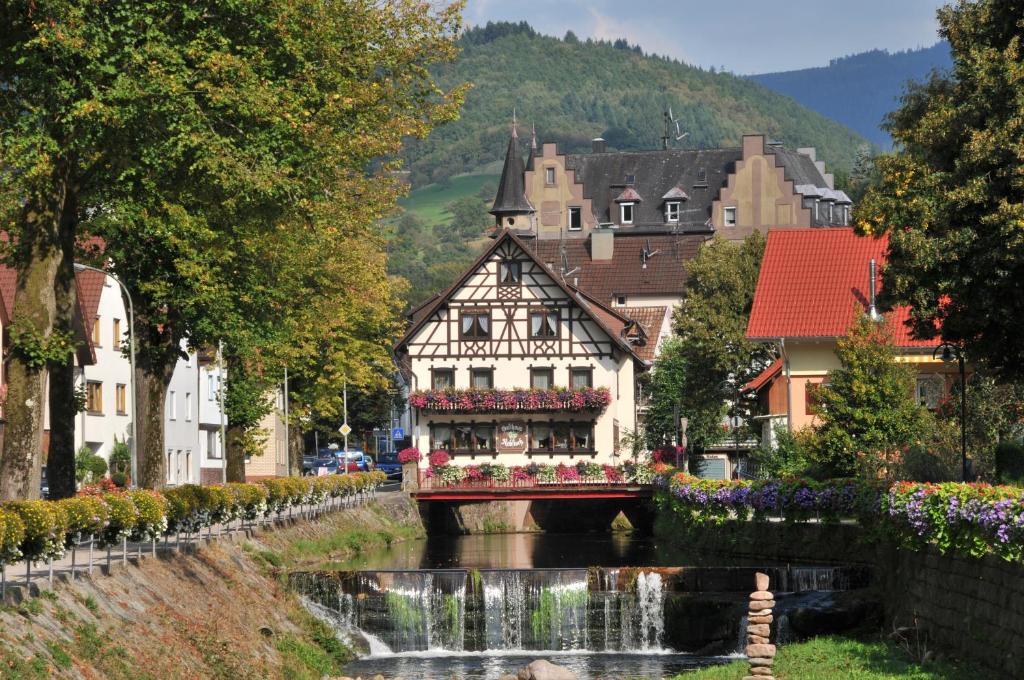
[410,477,656,533]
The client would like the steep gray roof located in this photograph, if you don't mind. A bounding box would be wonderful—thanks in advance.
[767,146,830,190]
[565,148,742,230]
[490,133,534,216]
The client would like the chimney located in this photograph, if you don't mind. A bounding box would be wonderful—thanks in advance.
[591,228,614,261]
[868,259,880,320]
[592,137,606,153]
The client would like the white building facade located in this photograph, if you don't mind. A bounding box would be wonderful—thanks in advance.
[394,231,645,469]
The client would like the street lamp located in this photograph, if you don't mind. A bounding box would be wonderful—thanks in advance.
[934,342,968,482]
[74,263,138,488]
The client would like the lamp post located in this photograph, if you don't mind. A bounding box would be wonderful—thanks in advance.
[934,342,968,482]
[74,263,137,488]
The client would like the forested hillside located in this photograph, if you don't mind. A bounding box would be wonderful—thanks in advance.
[402,22,867,187]
[751,43,953,147]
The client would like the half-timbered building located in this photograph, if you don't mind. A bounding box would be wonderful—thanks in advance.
[394,229,647,468]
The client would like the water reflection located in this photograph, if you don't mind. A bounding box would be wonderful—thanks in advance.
[334,532,780,570]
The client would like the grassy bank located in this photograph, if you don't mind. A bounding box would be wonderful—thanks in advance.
[398,173,498,227]
[254,495,424,570]
[0,494,424,679]
[674,636,995,680]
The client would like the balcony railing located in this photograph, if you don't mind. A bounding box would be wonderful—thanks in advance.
[409,386,611,414]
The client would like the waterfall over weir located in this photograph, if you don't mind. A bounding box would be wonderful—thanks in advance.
[292,568,669,654]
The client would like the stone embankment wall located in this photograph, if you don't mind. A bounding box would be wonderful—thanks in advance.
[654,517,1024,677]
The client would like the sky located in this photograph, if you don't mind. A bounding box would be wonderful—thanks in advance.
[462,0,947,75]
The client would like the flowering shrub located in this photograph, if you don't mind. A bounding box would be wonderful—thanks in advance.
[536,465,557,483]
[409,386,612,413]
[429,450,451,467]
[398,447,422,464]
[100,493,139,548]
[437,464,466,485]
[58,496,110,543]
[127,490,168,541]
[464,465,484,481]
[655,472,1024,563]
[603,465,624,483]
[624,462,655,484]
[485,463,510,483]
[556,464,580,482]
[2,501,68,562]
[0,508,25,564]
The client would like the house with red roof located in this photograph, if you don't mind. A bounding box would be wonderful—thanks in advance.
[744,228,953,438]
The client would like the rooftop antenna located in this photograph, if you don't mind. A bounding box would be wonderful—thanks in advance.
[663,107,690,149]
[868,259,881,321]
[641,238,661,269]
[530,122,537,151]
[512,107,518,138]
[560,244,580,281]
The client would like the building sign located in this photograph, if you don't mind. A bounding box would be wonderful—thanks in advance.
[497,422,527,454]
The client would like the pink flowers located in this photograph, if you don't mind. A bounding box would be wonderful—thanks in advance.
[428,450,451,467]
[397,447,422,464]
[408,386,612,414]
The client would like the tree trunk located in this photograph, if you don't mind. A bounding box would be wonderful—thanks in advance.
[288,414,302,477]
[0,170,69,501]
[47,196,80,500]
[225,424,247,482]
[47,357,77,499]
[134,349,175,489]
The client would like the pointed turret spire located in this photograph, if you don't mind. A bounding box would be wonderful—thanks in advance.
[490,113,534,221]
[530,123,537,151]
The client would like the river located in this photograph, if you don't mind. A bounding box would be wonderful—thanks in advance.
[292,532,865,679]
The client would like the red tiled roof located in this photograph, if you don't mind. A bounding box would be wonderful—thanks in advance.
[742,358,783,393]
[0,266,15,326]
[531,234,705,304]
[619,305,670,363]
[74,269,106,342]
[747,228,937,348]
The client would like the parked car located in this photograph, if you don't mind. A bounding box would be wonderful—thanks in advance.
[375,451,402,479]
[302,452,340,476]
[40,465,49,499]
[338,450,373,473]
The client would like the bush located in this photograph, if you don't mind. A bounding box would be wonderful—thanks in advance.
[99,493,139,548]
[2,500,69,562]
[397,447,422,464]
[57,496,109,543]
[75,446,108,484]
[995,441,1024,484]
[127,490,168,541]
[110,472,129,488]
[108,438,131,476]
[0,507,26,565]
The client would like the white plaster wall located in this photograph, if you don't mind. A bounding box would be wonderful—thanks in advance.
[164,341,199,485]
[197,356,227,475]
[75,276,132,459]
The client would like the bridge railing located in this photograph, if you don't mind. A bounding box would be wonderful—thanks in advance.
[416,471,646,491]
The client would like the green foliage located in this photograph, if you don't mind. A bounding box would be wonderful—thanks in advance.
[7,325,76,371]
[674,634,987,680]
[647,234,773,452]
[996,441,1024,485]
[2,500,69,562]
[814,316,931,477]
[855,1,1024,382]
[108,439,131,476]
[0,506,26,564]
[74,447,107,485]
[751,425,824,479]
[402,22,866,187]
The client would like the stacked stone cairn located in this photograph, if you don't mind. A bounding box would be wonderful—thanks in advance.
[744,572,776,680]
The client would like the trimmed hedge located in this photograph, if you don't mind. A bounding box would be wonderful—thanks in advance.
[0,471,385,566]
[655,472,1024,563]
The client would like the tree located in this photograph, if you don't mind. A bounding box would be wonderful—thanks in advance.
[646,233,773,452]
[813,316,930,477]
[855,0,1024,381]
[1,0,465,493]
[443,196,491,240]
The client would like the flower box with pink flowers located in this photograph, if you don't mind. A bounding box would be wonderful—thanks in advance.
[408,386,611,414]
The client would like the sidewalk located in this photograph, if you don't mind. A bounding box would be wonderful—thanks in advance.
[1,489,392,604]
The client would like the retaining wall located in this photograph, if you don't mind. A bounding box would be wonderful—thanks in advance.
[654,517,1023,676]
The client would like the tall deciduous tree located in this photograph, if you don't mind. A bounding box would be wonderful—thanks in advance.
[813,316,930,476]
[1,0,465,494]
[855,0,1024,381]
[646,233,773,452]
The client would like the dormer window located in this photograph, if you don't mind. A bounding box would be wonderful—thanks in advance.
[545,167,555,185]
[826,202,834,222]
[620,202,635,224]
[625,174,636,185]
[499,260,521,286]
[665,201,680,223]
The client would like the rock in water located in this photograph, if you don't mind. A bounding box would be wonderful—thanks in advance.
[527,659,578,680]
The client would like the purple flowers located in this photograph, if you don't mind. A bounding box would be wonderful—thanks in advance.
[658,473,1024,563]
